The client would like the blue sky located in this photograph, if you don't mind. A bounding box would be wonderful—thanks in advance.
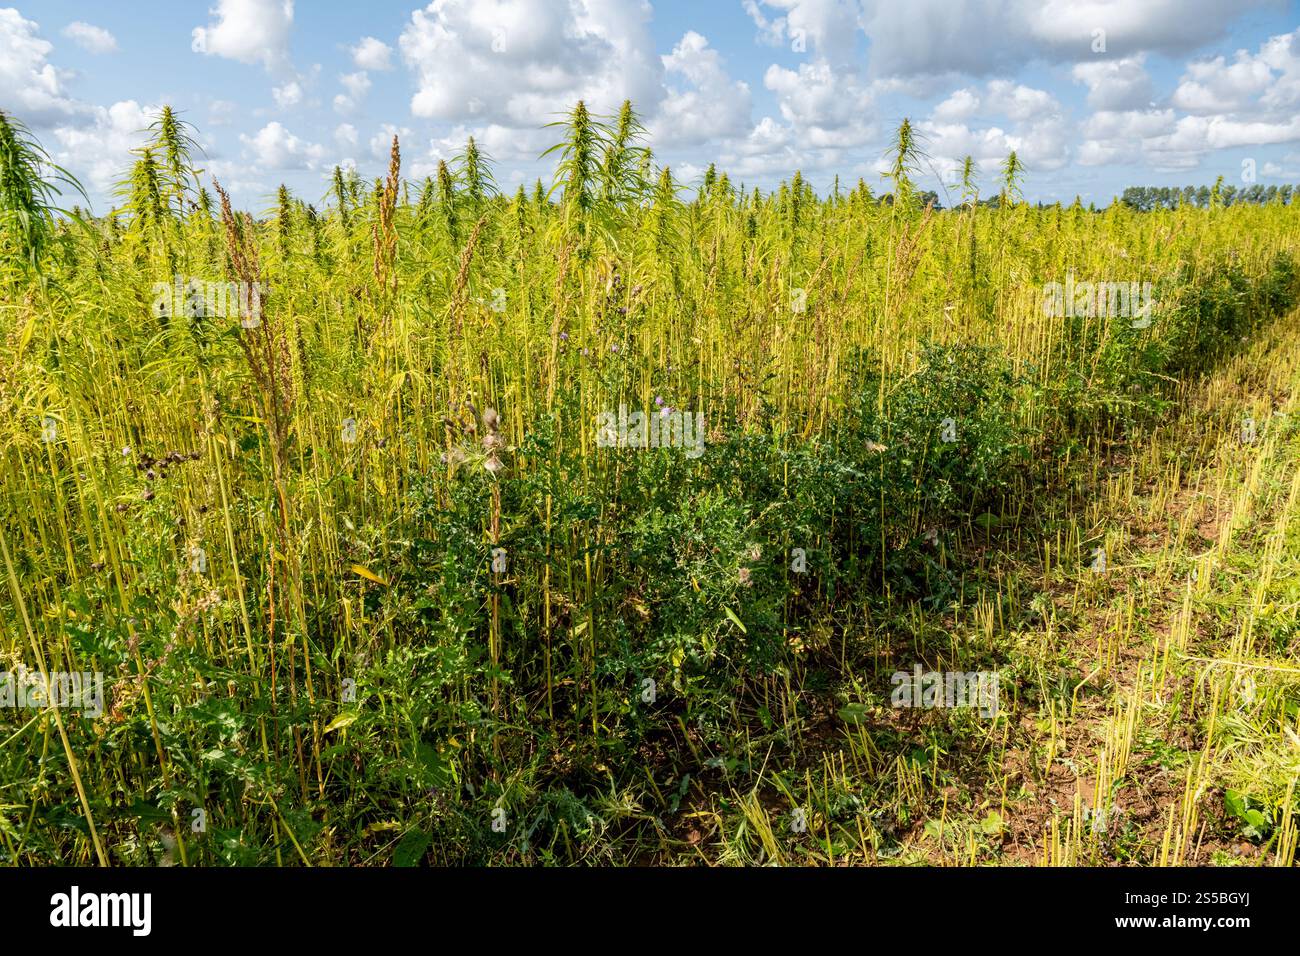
[4,1,1300,211]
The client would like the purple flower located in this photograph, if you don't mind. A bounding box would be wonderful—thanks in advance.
[559,332,568,340]
[654,395,665,407]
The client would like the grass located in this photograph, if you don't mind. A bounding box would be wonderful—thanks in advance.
[0,103,1298,866]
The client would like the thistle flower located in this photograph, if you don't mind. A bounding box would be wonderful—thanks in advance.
[481,408,505,475]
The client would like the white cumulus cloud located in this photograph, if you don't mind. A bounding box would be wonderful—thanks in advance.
[398,0,663,126]
[273,80,303,109]
[1072,55,1153,111]
[192,0,294,70]
[333,70,371,113]
[0,8,86,123]
[654,32,752,147]
[62,21,118,54]
[52,100,156,198]
[239,120,326,169]
[350,36,392,71]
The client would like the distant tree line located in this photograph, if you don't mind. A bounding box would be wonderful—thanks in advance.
[1120,179,1295,211]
